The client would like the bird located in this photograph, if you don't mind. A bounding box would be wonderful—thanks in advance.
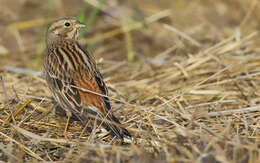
[43,16,131,140]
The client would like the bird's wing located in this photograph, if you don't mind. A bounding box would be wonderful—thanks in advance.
[74,43,131,138]
[74,43,113,110]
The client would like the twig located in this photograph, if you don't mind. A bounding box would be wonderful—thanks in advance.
[163,23,202,47]
[4,99,31,125]
[0,76,16,125]
[185,100,237,109]
[158,64,234,108]
[0,131,44,161]
[0,75,8,100]
[19,98,46,126]
[11,124,71,144]
[18,94,51,102]
[4,66,42,77]
[32,103,53,121]
[208,105,260,117]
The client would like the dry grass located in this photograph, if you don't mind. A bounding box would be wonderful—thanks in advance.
[0,0,260,162]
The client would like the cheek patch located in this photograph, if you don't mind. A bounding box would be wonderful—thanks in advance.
[54,30,60,35]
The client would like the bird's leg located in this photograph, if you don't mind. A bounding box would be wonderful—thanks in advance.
[64,111,72,139]
[51,99,57,118]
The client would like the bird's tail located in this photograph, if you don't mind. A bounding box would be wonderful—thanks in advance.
[106,113,132,139]
[86,107,131,139]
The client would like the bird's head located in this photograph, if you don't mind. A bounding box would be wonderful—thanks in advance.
[46,16,85,44]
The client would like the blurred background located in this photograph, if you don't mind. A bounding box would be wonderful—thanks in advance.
[0,0,259,69]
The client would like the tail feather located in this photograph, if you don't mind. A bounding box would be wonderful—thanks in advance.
[106,114,132,139]
[85,107,131,139]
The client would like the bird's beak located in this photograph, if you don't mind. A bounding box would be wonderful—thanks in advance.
[76,22,86,28]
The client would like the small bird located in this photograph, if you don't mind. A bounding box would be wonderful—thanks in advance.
[43,16,131,139]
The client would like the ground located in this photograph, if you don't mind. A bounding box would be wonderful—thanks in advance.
[0,0,260,162]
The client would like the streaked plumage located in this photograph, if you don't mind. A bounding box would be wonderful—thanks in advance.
[44,16,131,139]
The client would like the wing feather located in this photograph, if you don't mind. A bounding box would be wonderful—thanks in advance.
[44,47,85,123]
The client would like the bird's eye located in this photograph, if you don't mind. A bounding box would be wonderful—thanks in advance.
[64,22,71,27]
